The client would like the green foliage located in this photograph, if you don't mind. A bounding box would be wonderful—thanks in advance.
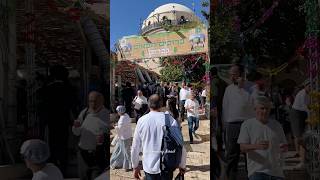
[210,0,306,68]
[160,65,184,82]
[201,1,209,21]
[210,6,241,64]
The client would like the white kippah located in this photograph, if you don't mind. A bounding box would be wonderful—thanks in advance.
[20,139,50,164]
[116,105,126,113]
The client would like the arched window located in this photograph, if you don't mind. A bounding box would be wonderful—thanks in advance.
[180,16,186,24]
[148,21,151,26]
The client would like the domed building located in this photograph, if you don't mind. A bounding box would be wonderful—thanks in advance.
[115,3,208,87]
[141,3,201,35]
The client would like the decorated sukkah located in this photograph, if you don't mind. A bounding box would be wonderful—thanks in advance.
[16,0,109,138]
[211,0,320,178]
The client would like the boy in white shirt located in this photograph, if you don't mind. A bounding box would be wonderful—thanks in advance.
[110,105,132,171]
[184,91,200,144]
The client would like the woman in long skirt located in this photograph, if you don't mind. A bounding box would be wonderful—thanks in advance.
[110,106,132,171]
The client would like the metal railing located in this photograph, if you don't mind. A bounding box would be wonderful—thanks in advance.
[140,20,194,35]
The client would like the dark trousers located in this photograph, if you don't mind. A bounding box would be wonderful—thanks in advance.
[225,121,243,180]
[124,101,133,117]
[48,123,69,175]
[179,100,186,121]
[187,116,199,143]
[249,172,284,180]
[135,108,143,123]
[145,171,174,180]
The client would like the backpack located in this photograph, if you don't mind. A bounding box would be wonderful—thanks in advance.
[160,114,183,172]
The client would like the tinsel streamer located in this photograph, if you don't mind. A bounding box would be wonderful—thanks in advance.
[304,0,320,78]
[243,0,279,34]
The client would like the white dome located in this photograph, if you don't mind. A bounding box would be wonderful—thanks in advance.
[147,3,194,19]
[141,3,199,33]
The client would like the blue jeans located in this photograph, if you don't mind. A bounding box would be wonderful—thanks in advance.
[144,171,173,180]
[187,116,199,142]
[249,172,284,180]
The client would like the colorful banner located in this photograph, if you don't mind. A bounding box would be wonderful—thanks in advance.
[117,25,208,60]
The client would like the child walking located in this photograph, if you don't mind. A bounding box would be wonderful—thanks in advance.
[110,106,132,171]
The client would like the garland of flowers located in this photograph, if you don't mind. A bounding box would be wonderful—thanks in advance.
[114,53,210,83]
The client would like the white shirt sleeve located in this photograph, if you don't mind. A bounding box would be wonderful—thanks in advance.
[184,99,189,108]
[72,109,85,136]
[143,96,148,104]
[131,123,142,169]
[179,146,187,168]
[222,87,229,123]
[237,122,250,144]
[117,116,124,129]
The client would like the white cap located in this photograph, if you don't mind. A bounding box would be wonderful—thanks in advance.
[20,139,50,164]
[116,105,126,113]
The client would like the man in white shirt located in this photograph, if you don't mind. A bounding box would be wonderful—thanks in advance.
[290,80,310,168]
[222,64,255,180]
[179,82,190,122]
[72,91,108,180]
[238,96,288,180]
[133,90,148,123]
[131,94,187,180]
[184,91,200,144]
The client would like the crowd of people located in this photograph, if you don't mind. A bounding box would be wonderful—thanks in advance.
[18,65,109,180]
[211,64,311,180]
[111,80,208,179]
[117,80,207,122]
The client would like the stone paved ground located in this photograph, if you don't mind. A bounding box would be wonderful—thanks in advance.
[110,113,211,180]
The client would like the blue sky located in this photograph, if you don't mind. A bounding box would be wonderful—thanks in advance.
[110,0,209,50]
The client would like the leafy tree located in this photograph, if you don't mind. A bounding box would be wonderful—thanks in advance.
[210,0,306,69]
[160,64,184,82]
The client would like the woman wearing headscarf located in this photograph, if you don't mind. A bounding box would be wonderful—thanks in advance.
[20,139,63,180]
[110,105,133,171]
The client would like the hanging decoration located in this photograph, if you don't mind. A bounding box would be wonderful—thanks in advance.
[115,53,209,84]
[304,0,320,127]
[242,0,280,35]
[303,0,320,179]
